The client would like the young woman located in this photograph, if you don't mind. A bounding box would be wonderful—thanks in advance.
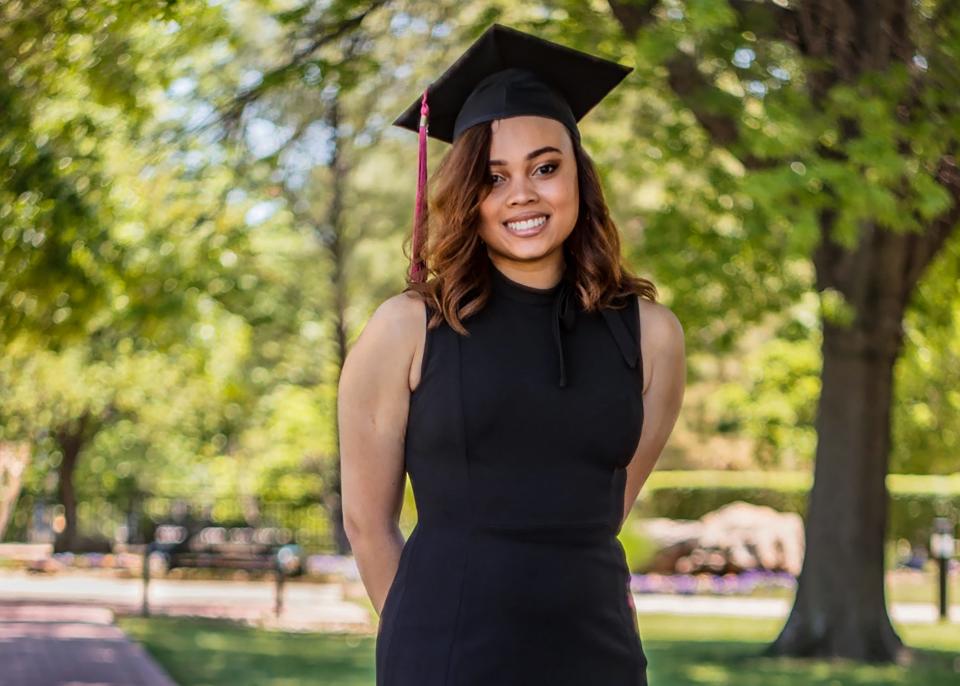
[338,24,685,686]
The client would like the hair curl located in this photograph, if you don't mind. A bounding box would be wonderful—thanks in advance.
[404,120,657,335]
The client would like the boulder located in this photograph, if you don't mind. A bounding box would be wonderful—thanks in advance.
[636,501,804,576]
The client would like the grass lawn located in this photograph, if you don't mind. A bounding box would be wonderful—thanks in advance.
[118,613,960,686]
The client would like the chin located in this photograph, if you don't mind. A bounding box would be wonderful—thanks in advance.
[491,241,561,262]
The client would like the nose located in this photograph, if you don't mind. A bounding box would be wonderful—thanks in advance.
[506,173,538,206]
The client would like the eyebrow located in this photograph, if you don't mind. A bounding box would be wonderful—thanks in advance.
[489,146,563,166]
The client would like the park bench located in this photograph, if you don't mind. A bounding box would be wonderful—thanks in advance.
[140,524,302,618]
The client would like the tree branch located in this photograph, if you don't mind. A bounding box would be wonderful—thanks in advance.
[606,0,660,37]
[198,1,390,140]
[727,0,799,44]
[609,0,791,169]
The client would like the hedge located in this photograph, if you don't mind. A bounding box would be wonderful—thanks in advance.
[633,471,960,544]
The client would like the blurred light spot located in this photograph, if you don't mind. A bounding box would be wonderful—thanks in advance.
[245,200,279,226]
[768,66,790,81]
[168,76,196,98]
[432,22,452,38]
[246,118,295,159]
[733,48,755,69]
[301,321,323,340]
[239,70,263,90]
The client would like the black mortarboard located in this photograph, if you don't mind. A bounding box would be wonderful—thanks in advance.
[393,23,632,282]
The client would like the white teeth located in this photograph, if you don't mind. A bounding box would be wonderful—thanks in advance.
[506,216,547,231]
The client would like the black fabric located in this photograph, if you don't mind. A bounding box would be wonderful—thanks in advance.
[392,23,633,144]
[376,260,647,685]
[454,67,580,144]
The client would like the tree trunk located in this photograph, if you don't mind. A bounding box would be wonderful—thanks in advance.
[767,318,906,660]
[0,442,31,541]
[768,219,917,661]
[54,419,87,553]
[323,93,352,556]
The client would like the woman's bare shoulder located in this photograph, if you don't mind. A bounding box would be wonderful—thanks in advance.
[637,297,683,349]
[636,296,685,393]
[340,292,428,403]
[637,296,681,334]
[364,291,427,348]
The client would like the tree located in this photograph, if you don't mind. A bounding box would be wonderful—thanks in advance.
[589,0,960,662]
[0,442,30,541]
[193,0,464,552]
[0,0,254,548]
[0,0,231,346]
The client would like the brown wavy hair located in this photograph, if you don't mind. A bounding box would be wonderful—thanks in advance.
[404,120,657,335]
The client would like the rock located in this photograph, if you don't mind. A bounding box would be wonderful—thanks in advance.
[635,501,805,576]
[635,518,702,574]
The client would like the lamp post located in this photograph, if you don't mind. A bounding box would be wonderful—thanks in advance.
[930,517,955,621]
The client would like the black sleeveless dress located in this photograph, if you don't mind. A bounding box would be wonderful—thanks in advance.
[377,259,647,685]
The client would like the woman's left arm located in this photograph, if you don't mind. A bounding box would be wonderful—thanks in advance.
[621,297,686,525]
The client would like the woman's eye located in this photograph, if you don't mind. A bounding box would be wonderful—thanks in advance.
[489,163,556,185]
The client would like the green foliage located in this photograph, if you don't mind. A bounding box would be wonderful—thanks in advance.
[892,241,960,474]
[618,515,660,573]
[0,0,231,345]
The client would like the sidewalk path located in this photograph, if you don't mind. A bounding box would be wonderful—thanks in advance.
[1,570,956,636]
[630,593,960,623]
[0,603,177,686]
[0,570,370,632]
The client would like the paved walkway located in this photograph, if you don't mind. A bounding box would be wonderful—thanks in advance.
[0,570,956,635]
[0,603,177,686]
[630,593,960,623]
[0,571,369,632]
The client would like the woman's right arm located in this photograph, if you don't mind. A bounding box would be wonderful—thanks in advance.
[338,292,424,617]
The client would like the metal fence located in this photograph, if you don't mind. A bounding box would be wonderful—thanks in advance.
[5,494,336,554]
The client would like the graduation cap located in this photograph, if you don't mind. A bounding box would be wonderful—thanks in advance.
[393,23,633,282]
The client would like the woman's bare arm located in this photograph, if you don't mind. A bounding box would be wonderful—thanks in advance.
[621,298,686,525]
[338,291,425,616]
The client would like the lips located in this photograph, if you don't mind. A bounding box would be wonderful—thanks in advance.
[503,212,549,226]
[504,214,549,233]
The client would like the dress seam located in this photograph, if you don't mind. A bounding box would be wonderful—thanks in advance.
[443,533,472,685]
[443,330,473,685]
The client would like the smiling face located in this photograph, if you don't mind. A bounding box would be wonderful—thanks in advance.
[477,115,579,279]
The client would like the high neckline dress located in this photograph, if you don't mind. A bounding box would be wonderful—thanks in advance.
[377,258,647,685]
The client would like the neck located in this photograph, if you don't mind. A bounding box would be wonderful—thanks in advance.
[487,252,566,290]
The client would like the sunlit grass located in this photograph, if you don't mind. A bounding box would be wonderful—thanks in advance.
[118,613,960,686]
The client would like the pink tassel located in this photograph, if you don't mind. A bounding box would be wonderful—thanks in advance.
[409,89,429,283]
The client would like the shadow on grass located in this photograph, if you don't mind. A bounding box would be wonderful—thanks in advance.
[638,613,960,685]
[645,640,960,685]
